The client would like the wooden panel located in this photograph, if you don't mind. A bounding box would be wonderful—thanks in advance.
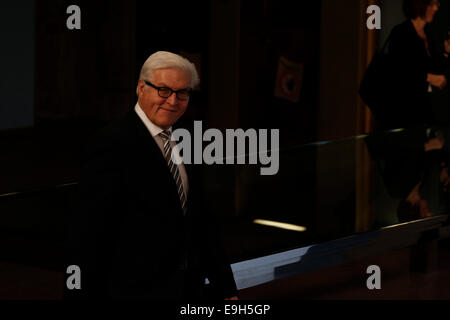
[35,0,136,123]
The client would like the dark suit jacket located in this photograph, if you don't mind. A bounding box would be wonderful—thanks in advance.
[65,110,237,300]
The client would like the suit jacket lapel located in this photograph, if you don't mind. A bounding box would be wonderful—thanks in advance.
[129,110,194,215]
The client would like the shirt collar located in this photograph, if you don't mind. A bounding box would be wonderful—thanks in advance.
[134,103,172,137]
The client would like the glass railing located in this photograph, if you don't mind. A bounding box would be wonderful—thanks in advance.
[201,125,450,263]
[1,125,449,270]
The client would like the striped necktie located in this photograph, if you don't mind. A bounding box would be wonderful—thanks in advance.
[159,130,187,215]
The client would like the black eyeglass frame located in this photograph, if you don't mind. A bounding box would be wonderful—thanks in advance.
[143,80,192,101]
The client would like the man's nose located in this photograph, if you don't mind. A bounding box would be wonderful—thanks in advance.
[166,92,178,105]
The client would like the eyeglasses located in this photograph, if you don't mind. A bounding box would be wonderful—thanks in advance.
[143,80,191,101]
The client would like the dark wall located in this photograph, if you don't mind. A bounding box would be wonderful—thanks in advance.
[35,0,136,124]
[4,0,322,143]
[239,0,321,147]
[0,1,35,130]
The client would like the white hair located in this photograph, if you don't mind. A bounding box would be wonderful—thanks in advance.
[137,51,200,95]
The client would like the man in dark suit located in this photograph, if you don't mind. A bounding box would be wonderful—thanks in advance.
[65,51,238,300]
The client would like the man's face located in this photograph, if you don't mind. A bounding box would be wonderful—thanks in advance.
[137,68,190,129]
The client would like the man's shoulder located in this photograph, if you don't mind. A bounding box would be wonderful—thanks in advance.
[83,111,139,158]
[103,110,140,137]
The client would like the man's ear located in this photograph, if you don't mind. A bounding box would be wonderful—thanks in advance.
[137,79,145,96]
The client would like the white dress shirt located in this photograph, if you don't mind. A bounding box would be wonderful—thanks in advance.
[134,103,189,197]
